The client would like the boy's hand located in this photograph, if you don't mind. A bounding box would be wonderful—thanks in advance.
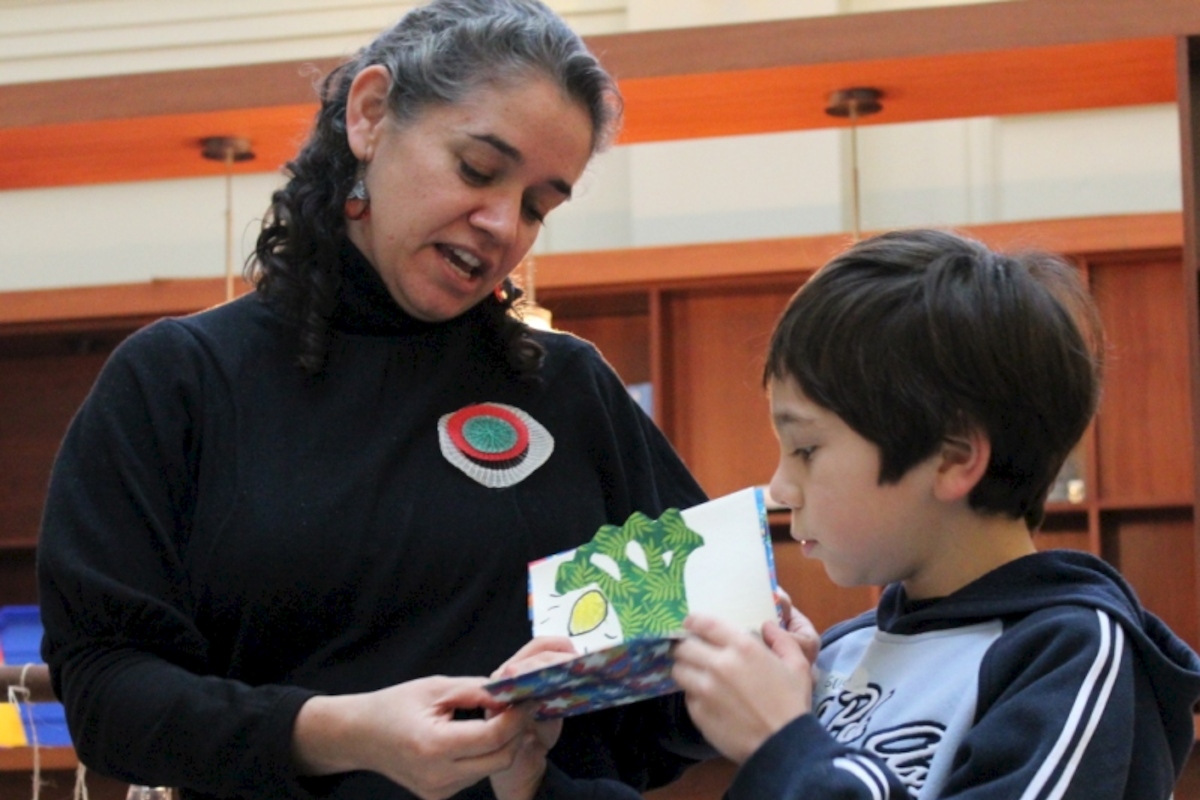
[493,636,578,679]
[671,614,813,764]
[487,637,577,800]
[775,588,821,663]
[489,711,562,800]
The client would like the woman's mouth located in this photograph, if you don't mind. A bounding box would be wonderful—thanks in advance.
[438,244,484,280]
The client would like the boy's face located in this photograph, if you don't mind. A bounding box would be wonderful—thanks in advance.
[767,375,946,593]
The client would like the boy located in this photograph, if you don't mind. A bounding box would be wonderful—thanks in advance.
[494,228,1200,800]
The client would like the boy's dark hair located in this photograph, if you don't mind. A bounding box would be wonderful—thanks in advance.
[763,228,1104,529]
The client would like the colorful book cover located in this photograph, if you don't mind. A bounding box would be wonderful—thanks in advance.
[486,486,779,719]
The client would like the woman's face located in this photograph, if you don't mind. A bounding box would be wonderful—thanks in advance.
[345,69,593,322]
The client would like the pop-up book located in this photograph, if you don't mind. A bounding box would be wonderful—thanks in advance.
[485,486,780,719]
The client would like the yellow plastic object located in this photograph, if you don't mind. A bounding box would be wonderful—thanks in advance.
[0,703,28,746]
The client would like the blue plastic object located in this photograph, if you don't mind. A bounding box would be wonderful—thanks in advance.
[22,702,72,746]
[0,605,44,665]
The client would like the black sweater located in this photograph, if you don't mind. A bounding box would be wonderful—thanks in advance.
[36,245,707,800]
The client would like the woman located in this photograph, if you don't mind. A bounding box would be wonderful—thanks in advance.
[36,2,708,798]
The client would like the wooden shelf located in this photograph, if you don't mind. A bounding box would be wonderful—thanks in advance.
[0,745,77,773]
[0,213,1182,331]
[1097,497,1196,511]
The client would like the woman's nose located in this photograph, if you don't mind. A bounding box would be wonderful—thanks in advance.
[469,191,521,245]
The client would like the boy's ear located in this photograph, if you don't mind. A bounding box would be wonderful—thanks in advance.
[345,65,392,162]
[933,427,990,503]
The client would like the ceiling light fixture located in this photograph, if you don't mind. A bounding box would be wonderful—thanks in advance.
[825,87,883,241]
[200,136,256,302]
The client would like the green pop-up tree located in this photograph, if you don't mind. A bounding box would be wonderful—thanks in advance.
[555,508,705,639]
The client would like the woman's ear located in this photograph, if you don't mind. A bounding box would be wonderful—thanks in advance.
[934,427,990,503]
[345,65,392,161]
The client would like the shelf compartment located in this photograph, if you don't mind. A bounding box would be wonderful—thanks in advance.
[1101,507,1197,650]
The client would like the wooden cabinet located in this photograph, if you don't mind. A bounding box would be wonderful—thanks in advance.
[536,217,1198,649]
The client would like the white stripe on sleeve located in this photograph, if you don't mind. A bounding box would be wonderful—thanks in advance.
[1019,609,1123,800]
[834,754,889,800]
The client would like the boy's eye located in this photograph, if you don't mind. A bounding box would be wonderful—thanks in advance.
[793,446,817,462]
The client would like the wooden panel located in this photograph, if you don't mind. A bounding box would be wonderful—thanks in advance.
[1090,256,1194,502]
[0,348,115,546]
[1033,510,1092,554]
[0,549,38,607]
[660,284,796,498]
[546,295,651,386]
[1102,509,1198,649]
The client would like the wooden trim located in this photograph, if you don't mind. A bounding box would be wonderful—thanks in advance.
[7,0,1198,129]
[0,665,54,704]
[616,37,1178,144]
[0,279,253,331]
[586,0,1200,78]
[0,213,1182,329]
[0,61,341,129]
[536,213,1185,290]
[2,0,1200,190]
[1179,34,1200,634]
[0,746,78,773]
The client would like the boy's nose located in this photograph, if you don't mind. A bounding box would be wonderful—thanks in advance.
[767,468,801,511]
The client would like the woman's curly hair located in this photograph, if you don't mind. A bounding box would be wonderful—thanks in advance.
[247,0,622,377]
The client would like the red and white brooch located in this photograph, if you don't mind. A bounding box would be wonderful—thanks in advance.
[438,402,554,488]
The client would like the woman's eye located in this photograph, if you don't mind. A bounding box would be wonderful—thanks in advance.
[460,161,492,185]
[522,203,546,224]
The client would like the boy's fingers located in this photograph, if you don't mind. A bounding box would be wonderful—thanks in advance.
[762,622,809,673]
[681,613,743,647]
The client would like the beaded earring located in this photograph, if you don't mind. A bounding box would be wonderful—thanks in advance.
[345,164,370,220]
[493,279,511,304]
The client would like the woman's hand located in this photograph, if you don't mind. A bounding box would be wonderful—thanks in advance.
[292,675,527,800]
[671,614,814,765]
[488,637,579,800]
